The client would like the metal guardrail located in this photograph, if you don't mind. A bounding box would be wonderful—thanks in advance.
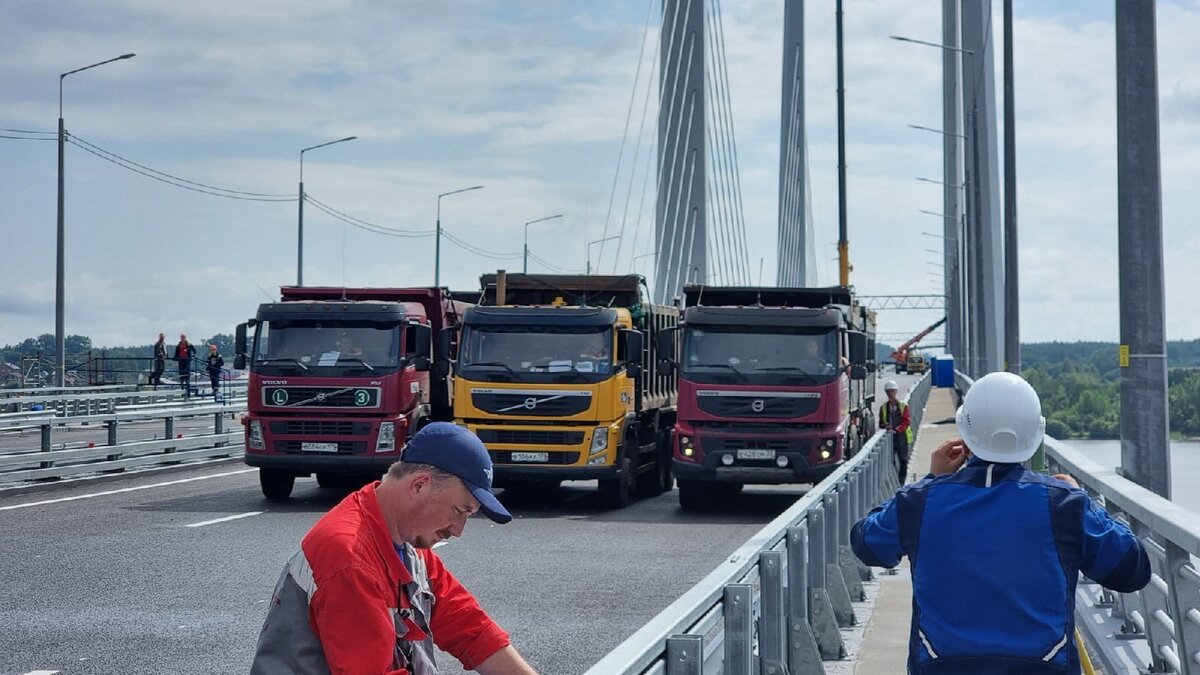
[0,383,247,417]
[585,374,933,675]
[0,402,247,483]
[956,371,1200,675]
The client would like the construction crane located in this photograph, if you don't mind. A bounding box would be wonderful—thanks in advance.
[890,317,947,374]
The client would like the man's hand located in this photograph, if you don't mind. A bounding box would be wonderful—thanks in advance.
[930,437,970,475]
[1052,473,1079,489]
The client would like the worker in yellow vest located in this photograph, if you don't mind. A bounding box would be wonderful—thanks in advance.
[879,380,913,482]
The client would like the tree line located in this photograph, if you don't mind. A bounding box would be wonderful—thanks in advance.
[1021,340,1200,440]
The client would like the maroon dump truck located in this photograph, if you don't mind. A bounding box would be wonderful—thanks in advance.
[657,285,877,510]
[234,287,467,500]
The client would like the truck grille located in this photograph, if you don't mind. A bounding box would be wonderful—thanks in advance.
[471,392,591,417]
[269,421,373,436]
[491,451,580,465]
[476,429,585,446]
[273,441,368,455]
[696,395,820,418]
[263,386,380,408]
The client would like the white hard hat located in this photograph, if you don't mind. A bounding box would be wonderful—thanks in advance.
[955,372,1045,463]
[884,380,899,391]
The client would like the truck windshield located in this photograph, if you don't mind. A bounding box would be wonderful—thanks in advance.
[681,326,840,385]
[252,320,402,376]
[459,325,613,383]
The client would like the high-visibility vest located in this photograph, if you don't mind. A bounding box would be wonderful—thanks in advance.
[880,401,914,443]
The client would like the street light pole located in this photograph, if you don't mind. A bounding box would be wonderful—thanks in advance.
[586,236,619,275]
[56,52,135,388]
[523,214,563,274]
[298,136,357,286]
[435,185,484,287]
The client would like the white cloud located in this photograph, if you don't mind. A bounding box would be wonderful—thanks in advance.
[2,0,1198,349]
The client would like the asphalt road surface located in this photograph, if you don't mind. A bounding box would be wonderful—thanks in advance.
[0,371,922,674]
[0,463,810,675]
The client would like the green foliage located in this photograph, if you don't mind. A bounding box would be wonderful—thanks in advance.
[1021,339,1200,439]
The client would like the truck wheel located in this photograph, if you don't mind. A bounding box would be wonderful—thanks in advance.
[260,469,295,501]
[316,473,341,489]
[600,453,634,509]
[678,480,708,511]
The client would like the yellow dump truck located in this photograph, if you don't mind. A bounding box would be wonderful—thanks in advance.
[444,273,678,508]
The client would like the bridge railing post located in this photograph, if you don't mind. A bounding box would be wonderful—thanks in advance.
[106,418,120,462]
[724,583,754,675]
[40,421,54,469]
[786,524,825,673]
[1165,542,1199,675]
[806,505,845,660]
[1135,527,1178,673]
[164,416,175,454]
[822,491,855,626]
[666,634,704,675]
[759,550,786,671]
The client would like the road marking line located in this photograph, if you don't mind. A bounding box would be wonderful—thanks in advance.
[186,511,264,528]
[23,670,61,674]
[0,469,256,512]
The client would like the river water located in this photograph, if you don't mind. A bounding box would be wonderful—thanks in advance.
[1061,439,1200,513]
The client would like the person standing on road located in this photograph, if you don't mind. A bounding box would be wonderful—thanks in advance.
[174,333,195,399]
[250,422,539,675]
[205,344,224,401]
[150,332,167,387]
[878,380,912,482]
[851,372,1150,674]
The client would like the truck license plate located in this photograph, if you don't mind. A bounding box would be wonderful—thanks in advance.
[510,452,550,463]
[737,448,775,460]
[301,442,338,453]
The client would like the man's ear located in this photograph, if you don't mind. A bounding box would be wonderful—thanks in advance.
[409,472,432,495]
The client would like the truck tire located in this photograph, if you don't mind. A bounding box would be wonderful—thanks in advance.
[316,472,341,489]
[260,469,295,501]
[678,480,708,511]
[600,452,634,509]
[635,431,665,498]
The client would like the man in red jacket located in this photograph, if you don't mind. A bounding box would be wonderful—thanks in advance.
[250,423,538,675]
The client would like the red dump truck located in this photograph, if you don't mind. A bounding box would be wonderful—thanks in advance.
[658,285,877,510]
[234,286,467,500]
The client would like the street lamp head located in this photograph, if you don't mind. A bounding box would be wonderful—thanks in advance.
[118,53,137,60]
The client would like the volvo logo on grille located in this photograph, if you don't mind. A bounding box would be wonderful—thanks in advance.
[751,399,765,413]
[524,397,538,410]
[316,392,327,402]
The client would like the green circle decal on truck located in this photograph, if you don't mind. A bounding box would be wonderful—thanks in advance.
[271,389,288,405]
[354,390,370,406]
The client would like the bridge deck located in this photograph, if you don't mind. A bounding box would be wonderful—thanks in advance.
[852,386,959,673]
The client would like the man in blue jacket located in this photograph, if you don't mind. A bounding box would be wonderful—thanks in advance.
[851,372,1150,674]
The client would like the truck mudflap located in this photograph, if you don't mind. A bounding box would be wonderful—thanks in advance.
[671,455,839,485]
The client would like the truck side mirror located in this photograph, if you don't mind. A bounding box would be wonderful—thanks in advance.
[655,326,678,364]
[618,329,644,366]
[412,324,432,359]
[849,364,867,380]
[234,322,249,371]
[434,326,455,378]
[848,331,867,365]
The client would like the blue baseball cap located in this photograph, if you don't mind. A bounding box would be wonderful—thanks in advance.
[400,422,512,524]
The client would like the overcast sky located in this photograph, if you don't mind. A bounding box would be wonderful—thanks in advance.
[2,1,1199,349]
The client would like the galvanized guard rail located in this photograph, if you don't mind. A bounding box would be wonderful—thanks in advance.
[0,403,246,483]
[0,382,247,418]
[956,372,1200,675]
[585,374,933,675]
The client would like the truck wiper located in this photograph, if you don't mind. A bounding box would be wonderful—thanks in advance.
[465,361,518,376]
[689,362,748,382]
[257,357,309,372]
[754,366,818,384]
[339,357,376,373]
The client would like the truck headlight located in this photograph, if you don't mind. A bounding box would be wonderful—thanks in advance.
[377,422,396,453]
[679,434,694,457]
[589,426,609,455]
[248,420,265,450]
